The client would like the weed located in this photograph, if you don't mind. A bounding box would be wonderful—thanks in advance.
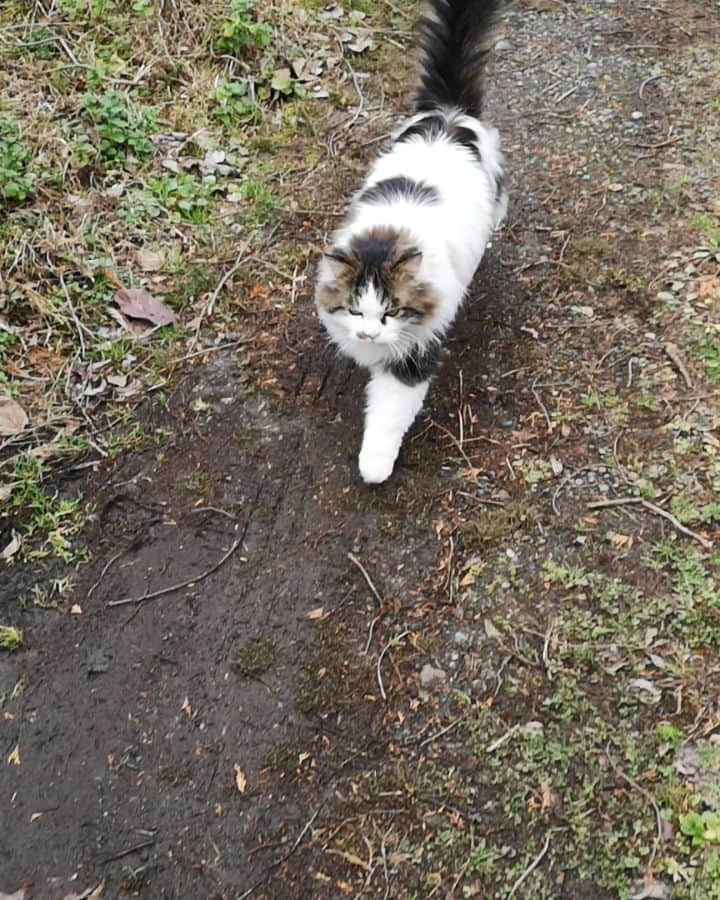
[8,455,90,563]
[211,80,261,127]
[233,637,277,677]
[0,626,23,651]
[217,0,272,55]
[0,116,35,202]
[82,91,156,164]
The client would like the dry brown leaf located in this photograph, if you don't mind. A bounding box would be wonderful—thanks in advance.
[136,249,163,272]
[234,763,247,794]
[0,396,28,437]
[115,288,176,327]
[1,531,20,561]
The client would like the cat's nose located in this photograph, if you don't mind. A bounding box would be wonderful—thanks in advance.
[358,329,380,341]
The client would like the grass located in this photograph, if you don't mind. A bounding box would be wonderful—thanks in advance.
[0,625,23,651]
[0,0,370,566]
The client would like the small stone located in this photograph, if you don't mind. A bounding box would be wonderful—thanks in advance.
[631,110,644,120]
[656,291,674,302]
[453,631,470,648]
[419,664,447,690]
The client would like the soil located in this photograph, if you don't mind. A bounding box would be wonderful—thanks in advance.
[2,1,719,898]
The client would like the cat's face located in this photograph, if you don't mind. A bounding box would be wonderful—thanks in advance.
[315,227,438,355]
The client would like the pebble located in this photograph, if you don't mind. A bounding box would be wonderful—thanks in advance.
[419,664,447,690]
[453,631,470,647]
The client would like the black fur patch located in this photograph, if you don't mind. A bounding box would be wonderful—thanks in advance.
[358,176,439,206]
[386,347,439,386]
[396,114,482,163]
[395,114,446,144]
[449,124,482,162]
[414,0,502,117]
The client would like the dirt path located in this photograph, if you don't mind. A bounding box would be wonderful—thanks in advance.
[2,2,720,898]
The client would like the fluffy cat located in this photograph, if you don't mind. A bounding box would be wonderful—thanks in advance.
[315,0,507,484]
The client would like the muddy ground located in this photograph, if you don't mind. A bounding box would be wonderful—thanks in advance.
[2,1,720,898]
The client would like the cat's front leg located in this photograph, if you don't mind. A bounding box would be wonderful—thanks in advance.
[358,370,429,484]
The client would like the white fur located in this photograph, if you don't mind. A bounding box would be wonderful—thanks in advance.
[359,372,429,483]
[317,108,506,484]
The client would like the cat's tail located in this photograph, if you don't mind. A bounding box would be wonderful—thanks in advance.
[414,0,503,118]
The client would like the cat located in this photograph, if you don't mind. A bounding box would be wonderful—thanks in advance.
[315,0,507,484]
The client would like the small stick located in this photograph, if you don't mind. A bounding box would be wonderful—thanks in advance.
[108,538,243,607]
[99,838,156,865]
[432,420,478,474]
[87,549,124,598]
[486,723,520,753]
[606,746,663,865]
[587,497,712,549]
[507,833,552,899]
[419,714,467,749]
[238,805,324,900]
[191,506,237,521]
[377,629,409,701]
[348,552,384,609]
[663,341,693,389]
[531,381,553,434]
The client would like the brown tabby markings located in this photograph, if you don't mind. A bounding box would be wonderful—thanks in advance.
[316,226,440,319]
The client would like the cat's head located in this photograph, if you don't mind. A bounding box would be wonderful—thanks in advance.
[315,226,438,349]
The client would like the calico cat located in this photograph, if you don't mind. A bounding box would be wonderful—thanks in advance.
[315,0,507,483]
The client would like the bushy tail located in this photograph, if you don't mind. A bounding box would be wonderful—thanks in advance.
[414,0,503,117]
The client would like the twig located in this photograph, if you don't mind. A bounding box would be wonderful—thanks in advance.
[99,838,156,865]
[531,380,553,434]
[108,537,243,607]
[606,746,663,865]
[587,497,712,549]
[238,805,324,899]
[507,833,552,899]
[419,714,467,749]
[189,250,249,351]
[59,272,87,359]
[663,341,693,388]
[377,629,409,701]
[486,723,519,753]
[348,552,384,608]
[191,506,237,521]
[432,420,478,474]
[87,549,124,598]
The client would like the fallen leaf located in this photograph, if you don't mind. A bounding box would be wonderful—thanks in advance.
[307,607,325,620]
[181,696,192,718]
[347,37,374,54]
[271,68,294,94]
[630,678,662,704]
[70,604,83,615]
[234,763,247,794]
[136,249,163,272]
[1,531,20,561]
[0,396,28,437]
[7,744,20,765]
[30,812,43,823]
[115,288,176,327]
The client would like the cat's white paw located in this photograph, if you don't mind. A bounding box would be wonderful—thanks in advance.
[358,450,395,484]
